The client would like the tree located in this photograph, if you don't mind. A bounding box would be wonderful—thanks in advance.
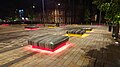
[28,14,36,20]
[93,0,120,23]
[93,0,120,40]
[84,9,90,24]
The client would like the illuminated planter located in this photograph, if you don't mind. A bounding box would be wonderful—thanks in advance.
[82,28,92,31]
[28,34,69,52]
[66,29,86,35]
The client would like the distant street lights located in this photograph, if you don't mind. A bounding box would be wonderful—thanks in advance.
[19,9,24,19]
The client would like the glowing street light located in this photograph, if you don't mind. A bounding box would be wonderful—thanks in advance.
[58,3,61,6]
[33,6,35,8]
[57,3,61,26]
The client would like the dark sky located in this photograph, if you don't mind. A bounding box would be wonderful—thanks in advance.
[0,0,43,10]
[0,0,93,18]
[0,0,22,17]
[0,0,33,9]
[0,0,41,17]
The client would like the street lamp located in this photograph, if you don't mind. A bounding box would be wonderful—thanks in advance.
[99,11,102,25]
[32,6,35,9]
[58,3,61,6]
[57,3,61,27]
[42,0,45,26]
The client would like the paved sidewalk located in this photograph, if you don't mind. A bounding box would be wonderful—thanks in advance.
[0,25,24,34]
[0,25,118,67]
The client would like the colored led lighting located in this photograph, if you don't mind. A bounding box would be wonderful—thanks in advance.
[86,30,94,32]
[2,24,9,26]
[65,34,90,38]
[81,34,90,38]
[48,26,56,28]
[36,24,43,26]
[24,42,74,54]
[25,28,39,30]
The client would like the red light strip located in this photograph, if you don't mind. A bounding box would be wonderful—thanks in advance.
[25,28,39,30]
[24,42,74,54]
[2,24,9,26]
[36,24,43,26]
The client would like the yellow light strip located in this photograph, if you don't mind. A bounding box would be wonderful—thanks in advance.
[48,26,57,28]
[86,30,94,32]
[65,34,90,38]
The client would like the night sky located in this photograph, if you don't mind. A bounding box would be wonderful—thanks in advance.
[0,0,94,19]
[0,0,40,18]
[0,0,34,10]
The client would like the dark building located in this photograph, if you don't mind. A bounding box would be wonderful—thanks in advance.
[41,0,95,24]
[42,0,84,24]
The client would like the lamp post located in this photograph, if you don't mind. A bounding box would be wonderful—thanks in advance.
[58,3,60,23]
[42,0,45,26]
[99,11,102,25]
[56,3,60,27]
[32,5,35,21]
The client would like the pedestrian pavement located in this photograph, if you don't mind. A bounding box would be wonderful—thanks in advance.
[0,25,119,67]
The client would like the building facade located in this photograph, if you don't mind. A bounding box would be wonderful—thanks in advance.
[32,0,94,24]
[43,0,86,24]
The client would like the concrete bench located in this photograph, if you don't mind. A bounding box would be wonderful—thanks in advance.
[28,34,69,51]
[25,25,39,29]
[66,29,86,35]
[82,28,92,31]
